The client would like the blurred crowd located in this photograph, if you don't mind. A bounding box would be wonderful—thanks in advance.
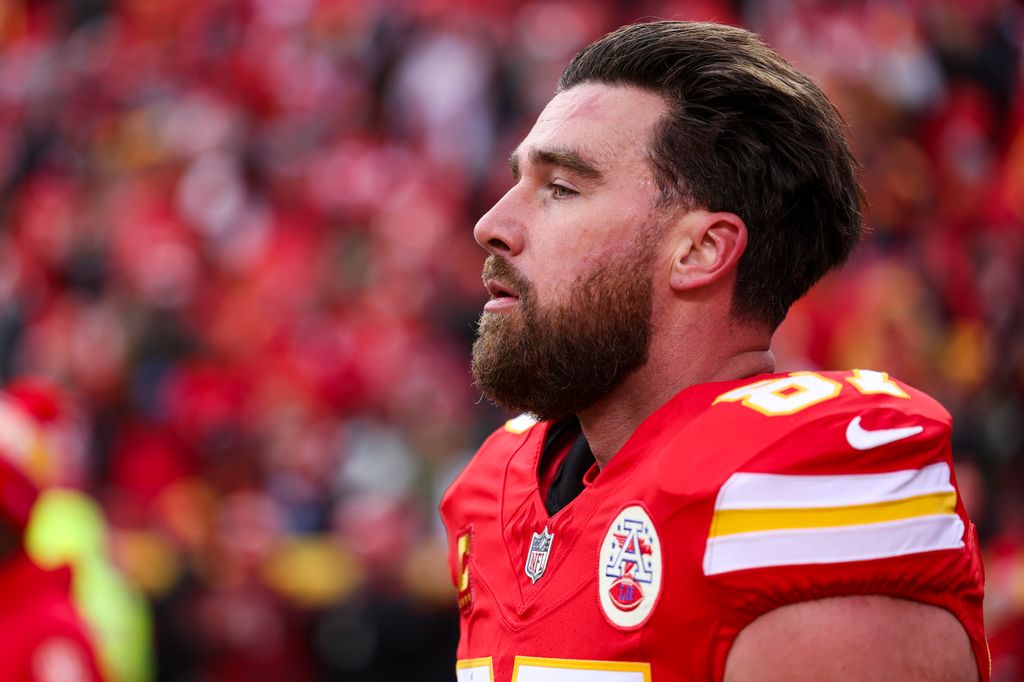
[0,0,1022,680]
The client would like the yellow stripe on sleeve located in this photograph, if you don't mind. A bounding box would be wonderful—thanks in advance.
[709,491,957,537]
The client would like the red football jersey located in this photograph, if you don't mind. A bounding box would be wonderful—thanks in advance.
[440,370,988,682]
[0,551,103,682]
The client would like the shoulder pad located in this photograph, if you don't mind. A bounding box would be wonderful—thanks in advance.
[658,370,954,496]
[710,370,949,427]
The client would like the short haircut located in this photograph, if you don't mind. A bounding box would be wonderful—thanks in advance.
[558,21,864,329]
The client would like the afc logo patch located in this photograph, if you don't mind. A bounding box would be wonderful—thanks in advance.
[598,504,662,628]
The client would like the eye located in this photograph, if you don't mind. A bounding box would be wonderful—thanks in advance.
[550,182,578,199]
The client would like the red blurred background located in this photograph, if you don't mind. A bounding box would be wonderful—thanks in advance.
[0,0,1022,680]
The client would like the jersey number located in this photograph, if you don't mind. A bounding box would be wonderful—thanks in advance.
[713,370,908,416]
[457,657,651,681]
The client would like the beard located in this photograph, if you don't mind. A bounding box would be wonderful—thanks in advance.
[470,228,659,421]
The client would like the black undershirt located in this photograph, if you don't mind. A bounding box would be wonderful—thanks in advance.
[542,417,597,515]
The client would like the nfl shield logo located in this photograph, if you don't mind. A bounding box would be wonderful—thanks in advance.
[524,526,554,584]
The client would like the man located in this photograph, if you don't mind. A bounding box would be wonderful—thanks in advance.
[440,20,987,682]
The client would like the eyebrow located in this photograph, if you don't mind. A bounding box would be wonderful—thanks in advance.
[508,146,604,182]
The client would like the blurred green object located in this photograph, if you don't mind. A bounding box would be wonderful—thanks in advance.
[25,489,155,682]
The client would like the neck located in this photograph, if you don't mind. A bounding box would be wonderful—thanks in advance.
[577,324,775,468]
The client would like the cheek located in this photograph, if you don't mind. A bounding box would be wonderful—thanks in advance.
[527,196,652,285]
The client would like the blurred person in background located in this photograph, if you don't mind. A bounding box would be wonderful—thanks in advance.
[0,382,104,682]
[0,380,154,682]
[441,20,987,682]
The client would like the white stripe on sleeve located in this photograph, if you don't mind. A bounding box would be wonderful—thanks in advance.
[714,462,953,511]
[703,514,965,575]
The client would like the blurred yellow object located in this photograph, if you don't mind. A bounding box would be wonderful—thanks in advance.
[153,477,218,550]
[0,0,25,42]
[262,536,362,608]
[403,539,458,606]
[25,489,155,682]
[115,529,183,598]
[939,320,990,390]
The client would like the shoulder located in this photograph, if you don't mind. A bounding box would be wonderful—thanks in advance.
[439,413,544,524]
[665,369,951,477]
[654,370,956,506]
[707,369,950,436]
[679,372,987,680]
[690,370,966,573]
[468,413,544,474]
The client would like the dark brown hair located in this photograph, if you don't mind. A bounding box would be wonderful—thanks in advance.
[558,21,864,329]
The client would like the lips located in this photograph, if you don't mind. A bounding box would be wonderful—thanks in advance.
[485,279,519,301]
[481,257,527,313]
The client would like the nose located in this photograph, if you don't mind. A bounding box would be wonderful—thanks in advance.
[473,188,524,257]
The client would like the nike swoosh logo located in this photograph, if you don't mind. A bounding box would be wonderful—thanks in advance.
[846,416,924,450]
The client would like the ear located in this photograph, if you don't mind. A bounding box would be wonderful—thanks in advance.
[668,210,748,292]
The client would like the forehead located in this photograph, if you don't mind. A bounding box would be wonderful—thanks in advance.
[519,83,668,172]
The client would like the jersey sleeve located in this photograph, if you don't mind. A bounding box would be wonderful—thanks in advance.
[700,382,988,680]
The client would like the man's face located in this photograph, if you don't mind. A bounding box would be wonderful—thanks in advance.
[470,84,670,419]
